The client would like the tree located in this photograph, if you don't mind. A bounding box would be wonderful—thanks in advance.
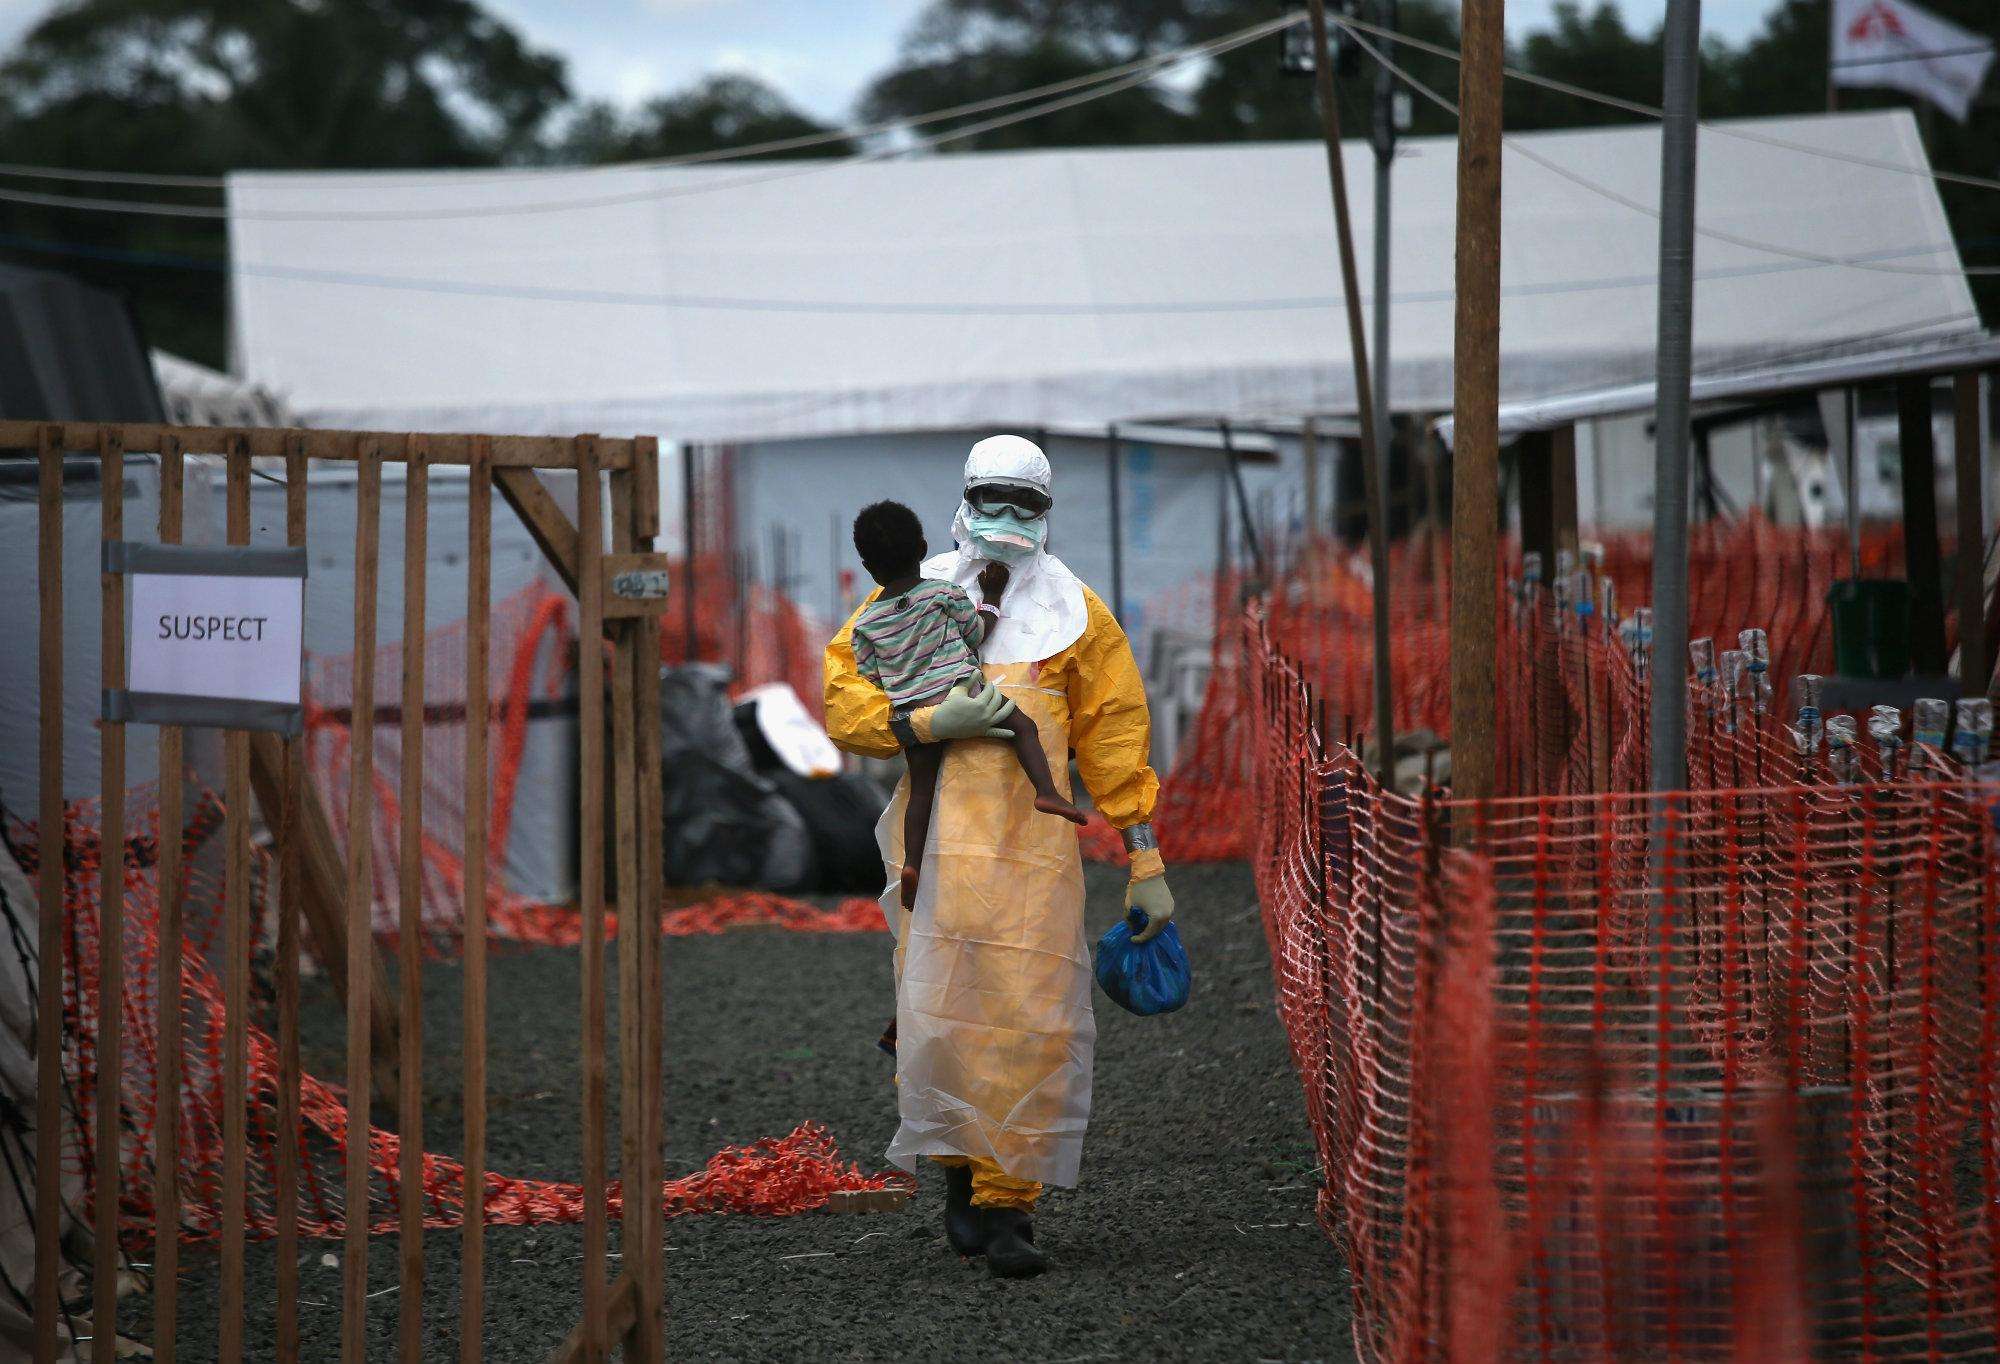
[0,0,574,364]
[554,75,852,164]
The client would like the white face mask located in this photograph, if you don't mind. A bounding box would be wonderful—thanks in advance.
[964,508,1048,563]
[964,508,1048,560]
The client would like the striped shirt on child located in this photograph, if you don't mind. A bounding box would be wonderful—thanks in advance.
[851,579,990,710]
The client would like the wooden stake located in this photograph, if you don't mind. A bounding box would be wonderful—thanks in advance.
[94,426,126,1364]
[152,434,184,1364]
[342,437,383,1364]
[34,426,63,1364]
[218,437,251,1364]
[398,436,430,1363]
[576,435,609,1364]
[247,731,399,1088]
[633,450,667,1364]
[275,433,308,1363]
[1449,0,1505,814]
[461,438,492,1364]
[610,467,644,1361]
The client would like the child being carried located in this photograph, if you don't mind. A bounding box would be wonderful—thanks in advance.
[849,500,1086,910]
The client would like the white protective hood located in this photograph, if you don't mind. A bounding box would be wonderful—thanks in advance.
[920,435,1088,664]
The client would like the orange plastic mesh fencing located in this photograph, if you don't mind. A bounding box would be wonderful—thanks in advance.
[16,793,901,1249]
[1141,520,1913,865]
[29,567,897,1250]
[1245,604,2000,1362]
[304,575,852,947]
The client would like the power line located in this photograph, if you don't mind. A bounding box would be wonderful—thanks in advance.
[0,14,1304,193]
[1331,12,2000,197]
[0,225,1973,316]
[0,14,1297,222]
[1339,23,2000,278]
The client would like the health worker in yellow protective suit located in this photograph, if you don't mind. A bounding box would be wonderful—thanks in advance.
[823,434,1175,1279]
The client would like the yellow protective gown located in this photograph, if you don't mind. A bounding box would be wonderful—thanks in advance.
[824,585,1157,1187]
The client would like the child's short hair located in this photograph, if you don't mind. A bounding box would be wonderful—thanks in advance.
[852,501,927,584]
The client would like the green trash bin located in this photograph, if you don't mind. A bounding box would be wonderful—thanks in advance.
[1828,578,1912,680]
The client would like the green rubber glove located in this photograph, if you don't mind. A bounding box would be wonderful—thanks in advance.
[1125,867,1176,944]
[914,681,1016,742]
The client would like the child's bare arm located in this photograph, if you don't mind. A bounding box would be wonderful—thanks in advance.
[942,582,993,649]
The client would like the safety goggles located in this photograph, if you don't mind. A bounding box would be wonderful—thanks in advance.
[964,483,1051,519]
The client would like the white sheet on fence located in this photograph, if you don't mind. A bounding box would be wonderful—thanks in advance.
[228,110,1978,441]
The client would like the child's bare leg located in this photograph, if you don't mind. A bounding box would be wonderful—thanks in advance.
[997,709,1088,825]
[900,742,945,909]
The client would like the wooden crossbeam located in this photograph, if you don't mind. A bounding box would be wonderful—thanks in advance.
[0,420,638,468]
[247,732,400,1092]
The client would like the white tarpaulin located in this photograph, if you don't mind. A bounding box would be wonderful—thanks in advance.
[229,110,1979,442]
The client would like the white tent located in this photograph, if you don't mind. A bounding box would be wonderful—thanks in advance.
[228,110,1978,442]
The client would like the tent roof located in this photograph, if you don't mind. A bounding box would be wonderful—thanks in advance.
[0,263,163,423]
[1436,331,2000,442]
[228,110,1979,443]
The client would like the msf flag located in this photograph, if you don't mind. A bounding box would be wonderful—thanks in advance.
[1832,0,1995,122]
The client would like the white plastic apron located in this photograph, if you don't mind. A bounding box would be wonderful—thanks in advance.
[877,663,1095,1187]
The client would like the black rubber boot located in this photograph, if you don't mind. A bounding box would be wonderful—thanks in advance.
[982,1207,1048,1279]
[942,1164,985,1256]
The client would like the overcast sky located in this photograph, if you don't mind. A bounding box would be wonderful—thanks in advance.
[0,0,1790,124]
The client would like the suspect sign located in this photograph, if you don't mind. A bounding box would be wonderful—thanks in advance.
[104,541,307,734]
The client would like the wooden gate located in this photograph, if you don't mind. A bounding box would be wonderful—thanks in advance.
[23,421,667,1363]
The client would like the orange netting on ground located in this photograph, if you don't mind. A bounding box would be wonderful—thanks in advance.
[16,792,900,1248]
[1139,519,1915,866]
[306,574,841,947]
[28,567,898,1250]
[1245,599,2000,1361]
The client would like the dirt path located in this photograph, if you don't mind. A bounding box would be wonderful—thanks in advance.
[140,861,1353,1361]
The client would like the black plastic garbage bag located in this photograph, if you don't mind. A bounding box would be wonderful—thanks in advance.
[733,692,889,894]
[658,665,812,891]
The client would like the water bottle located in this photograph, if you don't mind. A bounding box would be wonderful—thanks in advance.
[1914,697,1948,751]
[1719,649,1746,733]
[1954,698,1993,767]
[1869,705,1902,779]
[1690,638,1717,686]
[1794,674,1824,756]
[1631,607,1654,680]
[1827,714,1859,784]
[1738,628,1771,717]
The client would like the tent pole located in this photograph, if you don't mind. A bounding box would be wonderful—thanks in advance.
[1449,0,1504,813]
[1649,0,1701,797]
[1846,387,1862,579]
[1107,425,1126,622]
[1308,0,1394,787]
[1898,376,1948,676]
[1220,420,1267,582]
[1302,417,1321,541]
[1955,371,1987,695]
[1372,0,1398,517]
[681,442,698,662]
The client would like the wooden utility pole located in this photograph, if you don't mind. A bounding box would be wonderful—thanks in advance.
[1449,0,1504,810]
[1307,0,1395,787]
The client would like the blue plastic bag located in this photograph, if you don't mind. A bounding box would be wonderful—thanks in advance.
[1093,909,1191,1016]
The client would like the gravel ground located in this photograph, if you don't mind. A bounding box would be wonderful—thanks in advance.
[139,861,1353,1361]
